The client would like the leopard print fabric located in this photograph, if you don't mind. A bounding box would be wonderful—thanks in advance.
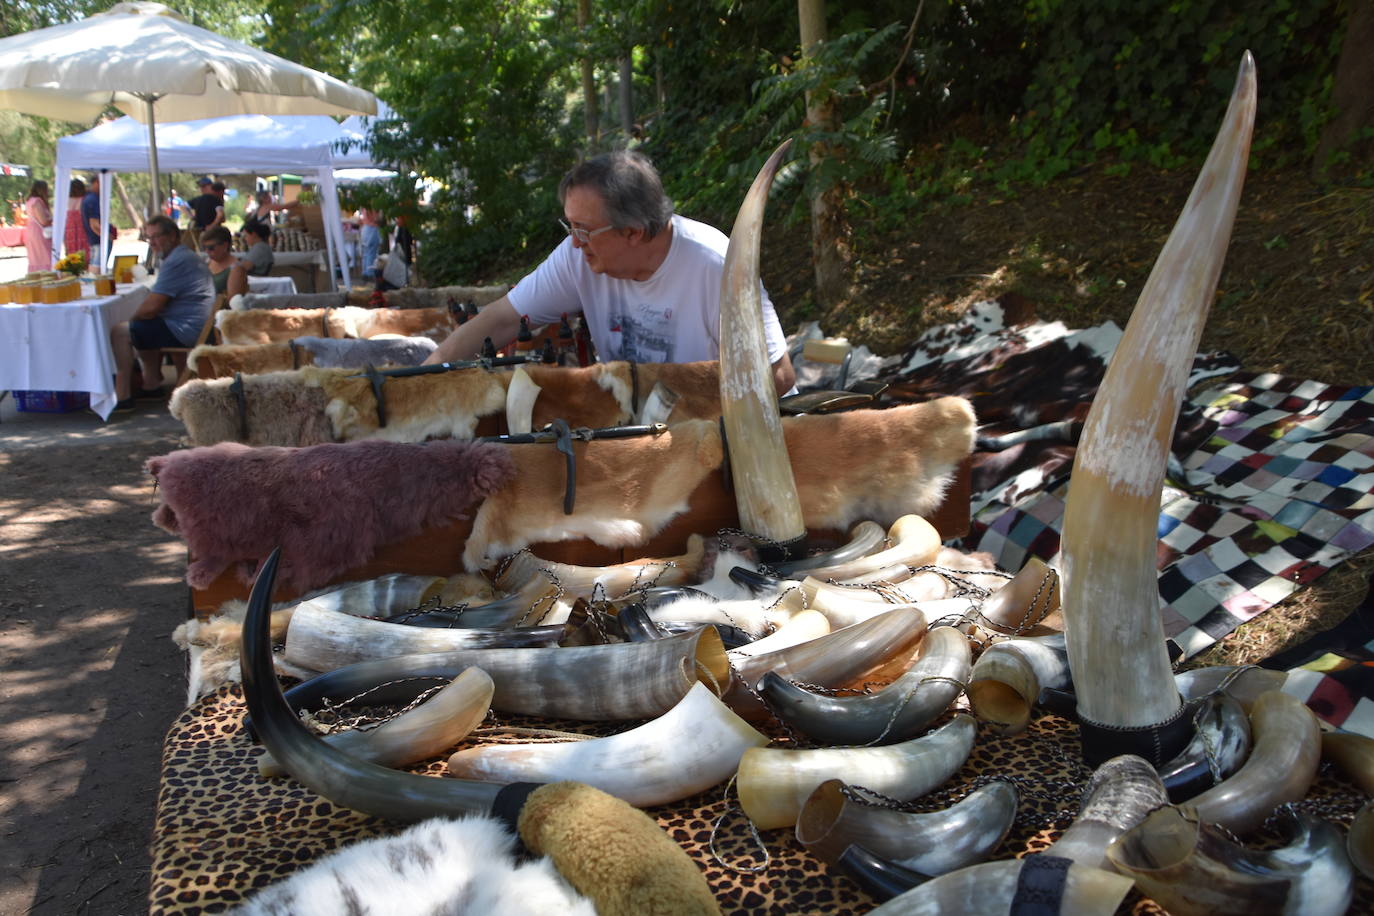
[150,686,1373,915]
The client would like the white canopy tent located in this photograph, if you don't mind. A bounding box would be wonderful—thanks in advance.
[53,113,353,287]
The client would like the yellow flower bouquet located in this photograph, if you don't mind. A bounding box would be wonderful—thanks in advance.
[55,250,87,277]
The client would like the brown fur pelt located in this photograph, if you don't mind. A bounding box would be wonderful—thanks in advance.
[463,398,976,570]
[465,420,725,570]
[188,342,307,379]
[309,365,511,443]
[521,361,723,431]
[217,306,457,346]
[637,361,724,423]
[379,285,511,310]
[169,369,344,447]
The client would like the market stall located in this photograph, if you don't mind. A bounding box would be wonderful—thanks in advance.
[53,114,356,289]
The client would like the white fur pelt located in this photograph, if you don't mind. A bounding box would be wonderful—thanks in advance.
[295,335,438,369]
[229,815,596,916]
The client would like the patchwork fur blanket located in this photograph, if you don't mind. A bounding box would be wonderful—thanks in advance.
[147,439,515,593]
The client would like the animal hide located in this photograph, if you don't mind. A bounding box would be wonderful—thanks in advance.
[148,439,515,593]
[187,341,306,379]
[381,284,510,310]
[312,365,511,443]
[170,370,340,447]
[233,291,348,311]
[344,306,454,342]
[465,420,726,570]
[217,308,339,346]
[230,816,596,916]
[463,398,976,570]
[298,335,438,369]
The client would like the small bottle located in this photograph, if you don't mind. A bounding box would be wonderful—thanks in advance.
[557,312,577,365]
[480,336,497,360]
[540,337,557,364]
[447,296,463,324]
[464,299,480,320]
[573,316,594,367]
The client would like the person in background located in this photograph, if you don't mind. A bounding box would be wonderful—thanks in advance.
[250,189,297,225]
[164,188,186,224]
[23,180,53,272]
[186,177,224,248]
[200,225,245,297]
[63,177,89,262]
[109,215,215,409]
[357,206,381,279]
[238,219,275,277]
[81,173,106,262]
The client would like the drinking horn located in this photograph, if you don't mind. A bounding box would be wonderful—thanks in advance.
[736,713,976,830]
[795,515,942,583]
[724,609,831,661]
[279,625,729,722]
[1349,799,1374,881]
[796,778,1017,875]
[242,550,724,916]
[282,599,565,672]
[1156,690,1251,803]
[617,604,754,649]
[1057,53,1256,766]
[974,556,1061,636]
[493,536,706,599]
[863,754,1162,914]
[835,845,934,903]
[1181,689,1320,836]
[1175,664,1286,713]
[770,520,887,576]
[447,682,768,807]
[505,364,540,435]
[256,666,494,778]
[1106,804,1354,916]
[718,138,806,562]
[756,626,971,745]
[725,605,928,720]
[1320,729,1374,795]
[966,633,1071,736]
[397,576,562,629]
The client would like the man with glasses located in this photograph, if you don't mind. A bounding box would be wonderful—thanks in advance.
[425,150,795,395]
[108,215,215,409]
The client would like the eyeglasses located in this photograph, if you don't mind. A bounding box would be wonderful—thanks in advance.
[558,218,615,244]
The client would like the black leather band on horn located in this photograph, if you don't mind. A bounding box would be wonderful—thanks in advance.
[629,359,640,419]
[364,363,388,428]
[1009,854,1072,915]
[490,781,544,840]
[1078,698,1194,768]
[835,844,929,903]
[757,534,808,565]
[230,372,248,442]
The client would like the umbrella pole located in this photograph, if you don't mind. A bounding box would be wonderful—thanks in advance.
[144,97,162,221]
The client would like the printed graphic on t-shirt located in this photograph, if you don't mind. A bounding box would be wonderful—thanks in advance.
[608,302,677,363]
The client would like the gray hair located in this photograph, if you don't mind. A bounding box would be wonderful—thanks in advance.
[558,150,674,239]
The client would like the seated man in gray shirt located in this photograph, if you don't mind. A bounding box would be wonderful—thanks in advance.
[110,215,216,408]
[239,219,275,276]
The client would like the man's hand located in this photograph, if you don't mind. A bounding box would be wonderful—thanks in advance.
[423,296,524,364]
[133,292,170,321]
[771,350,797,396]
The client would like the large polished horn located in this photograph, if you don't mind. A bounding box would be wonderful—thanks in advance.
[1106,804,1354,916]
[494,537,706,599]
[795,515,941,582]
[771,520,887,576]
[1175,664,1286,712]
[1320,730,1374,795]
[718,139,805,561]
[447,682,767,807]
[736,713,976,830]
[757,626,970,745]
[796,778,1016,875]
[1058,54,1256,765]
[975,556,1060,636]
[1182,689,1320,836]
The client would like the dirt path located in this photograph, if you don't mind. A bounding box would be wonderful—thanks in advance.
[0,398,188,915]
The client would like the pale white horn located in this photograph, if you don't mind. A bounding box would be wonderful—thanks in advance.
[1059,54,1256,757]
[447,682,767,807]
[801,515,942,582]
[494,536,706,600]
[736,713,976,830]
[504,365,541,435]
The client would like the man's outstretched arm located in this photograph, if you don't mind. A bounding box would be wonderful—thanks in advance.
[424,296,524,364]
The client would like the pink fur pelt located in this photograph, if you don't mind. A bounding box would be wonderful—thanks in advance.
[147,440,515,593]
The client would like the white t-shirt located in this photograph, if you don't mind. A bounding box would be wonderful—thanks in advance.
[507,214,788,365]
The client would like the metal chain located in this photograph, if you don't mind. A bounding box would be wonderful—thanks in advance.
[309,676,450,733]
[708,774,771,874]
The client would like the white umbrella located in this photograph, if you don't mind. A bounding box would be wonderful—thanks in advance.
[0,1,376,224]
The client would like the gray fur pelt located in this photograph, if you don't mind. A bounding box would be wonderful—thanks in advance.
[229,816,596,916]
[234,291,349,311]
[294,335,438,369]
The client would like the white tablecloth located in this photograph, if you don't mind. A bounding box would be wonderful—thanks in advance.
[247,275,297,295]
[0,283,151,420]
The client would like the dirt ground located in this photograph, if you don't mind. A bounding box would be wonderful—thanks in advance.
[0,395,188,916]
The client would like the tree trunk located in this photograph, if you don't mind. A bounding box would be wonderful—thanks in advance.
[110,172,143,229]
[578,0,599,150]
[1313,0,1374,181]
[619,56,635,142]
[797,0,852,310]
